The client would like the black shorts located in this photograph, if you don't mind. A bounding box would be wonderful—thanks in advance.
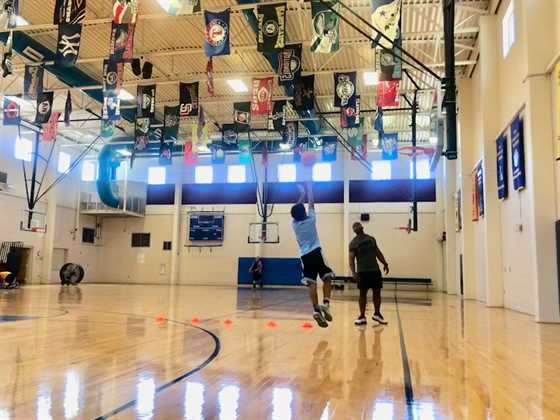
[358,271,383,290]
[301,248,334,284]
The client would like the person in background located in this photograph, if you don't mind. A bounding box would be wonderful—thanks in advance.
[249,257,264,288]
[0,248,21,289]
[349,222,389,325]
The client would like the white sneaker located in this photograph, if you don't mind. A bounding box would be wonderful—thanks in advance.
[313,311,328,328]
[372,313,388,325]
[354,317,367,326]
[320,305,333,322]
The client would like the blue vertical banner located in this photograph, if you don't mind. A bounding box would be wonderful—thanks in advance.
[322,136,337,161]
[476,161,485,218]
[510,114,526,191]
[381,132,398,160]
[496,134,508,200]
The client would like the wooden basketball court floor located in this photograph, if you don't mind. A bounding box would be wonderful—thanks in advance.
[1,284,560,419]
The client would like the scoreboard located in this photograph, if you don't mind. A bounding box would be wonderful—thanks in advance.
[188,212,224,242]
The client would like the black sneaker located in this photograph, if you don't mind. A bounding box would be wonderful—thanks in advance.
[372,313,388,325]
[354,317,367,326]
[320,305,333,322]
[313,311,328,328]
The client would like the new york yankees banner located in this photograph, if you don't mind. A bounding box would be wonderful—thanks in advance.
[269,100,286,132]
[234,102,251,132]
[179,82,199,117]
[109,22,135,62]
[204,9,230,58]
[167,0,201,16]
[53,0,86,24]
[293,75,314,111]
[56,24,82,67]
[310,0,340,53]
[371,0,401,49]
[103,60,124,95]
[163,105,180,141]
[35,91,54,124]
[251,77,273,116]
[496,133,508,200]
[137,84,156,118]
[23,65,44,100]
[278,44,302,86]
[113,0,138,24]
[341,95,360,128]
[334,72,356,107]
[2,96,20,126]
[257,3,286,53]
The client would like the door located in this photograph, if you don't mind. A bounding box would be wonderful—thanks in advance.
[51,248,68,284]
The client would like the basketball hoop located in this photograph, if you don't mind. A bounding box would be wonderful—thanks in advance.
[398,146,435,157]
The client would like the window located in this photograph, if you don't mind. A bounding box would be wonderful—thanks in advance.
[195,166,213,184]
[502,1,515,57]
[410,159,432,180]
[371,161,391,180]
[82,227,95,244]
[278,163,296,182]
[227,165,246,183]
[131,233,151,247]
[116,161,128,181]
[163,241,172,250]
[58,151,71,173]
[312,163,332,182]
[14,136,32,162]
[148,166,166,185]
[82,161,97,182]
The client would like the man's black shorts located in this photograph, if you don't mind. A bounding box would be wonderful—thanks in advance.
[358,271,383,290]
[301,247,334,284]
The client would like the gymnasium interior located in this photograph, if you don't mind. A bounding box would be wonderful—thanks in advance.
[1,0,560,418]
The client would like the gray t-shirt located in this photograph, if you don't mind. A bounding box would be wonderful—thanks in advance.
[349,233,380,273]
[292,209,321,257]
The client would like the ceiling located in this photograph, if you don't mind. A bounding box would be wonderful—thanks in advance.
[2,0,489,146]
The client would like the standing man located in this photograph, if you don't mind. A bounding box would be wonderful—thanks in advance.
[249,257,264,288]
[291,181,335,328]
[349,222,389,325]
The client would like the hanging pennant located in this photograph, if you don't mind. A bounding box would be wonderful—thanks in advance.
[167,0,201,16]
[206,58,214,96]
[282,120,298,145]
[1,0,18,29]
[183,140,197,165]
[102,95,121,121]
[496,133,508,200]
[251,77,273,116]
[376,80,399,107]
[293,75,315,111]
[310,0,340,53]
[159,141,173,166]
[278,44,302,86]
[341,95,360,128]
[269,100,286,132]
[103,60,124,95]
[221,123,238,147]
[2,30,13,77]
[113,0,138,24]
[381,132,398,160]
[2,96,20,125]
[348,126,362,160]
[211,141,226,164]
[322,136,337,162]
[137,84,156,118]
[23,65,44,100]
[100,120,114,138]
[35,91,53,124]
[163,105,180,141]
[109,23,135,62]
[293,137,307,162]
[257,3,286,53]
[42,112,61,142]
[374,107,384,133]
[64,91,72,126]
[134,117,150,151]
[371,0,402,49]
[234,102,251,133]
[204,9,230,58]
[196,106,206,140]
[334,72,356,107]
[361,133,368,159]
[376,33,402,81]
[239,137,251,164]
[179,82,199,117]
[55,24,82,67]
[53,0,86,24]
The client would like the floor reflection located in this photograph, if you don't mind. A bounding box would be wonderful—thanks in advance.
[271,387,293,420]
[0,409,9,420]
[136,376,155,420]
[63,370,80,419]
[372,401,394,419]
[218,384,240,420]
[184,382,205,420]
[36,394,52,420]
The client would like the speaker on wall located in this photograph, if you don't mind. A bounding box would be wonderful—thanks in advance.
[360,213,370,222]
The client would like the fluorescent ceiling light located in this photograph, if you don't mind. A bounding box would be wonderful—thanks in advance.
[118,90,135,101]
[363,71,379,86]
[117,149,132,157]
[227,79,248,93]
[15,16,28,26]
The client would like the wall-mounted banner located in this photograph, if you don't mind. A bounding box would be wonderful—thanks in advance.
[23,65,44,100]
[293,75,315,111]
[113,0,138,23]
[278,43,302,86]
[109,23,135,62]
[381,132,398,160]
[334,72,356,107]
[54,0,86,24]
[102,95,121,121]
[211,141,226,164]
[234,102,251,132]
[163,105,180,141]
[251,77,273,115]
[134,117,150,151]
[310,0,340,53]
[239,138,251,164]
[179,82,199,117]
[510,114,525,191]
[56,24,82,67]
[204,9,230,57]
[167,0,201,16]
[496,133,508,200]
[376,80,399,107]
[371,0,402,49]
[257,3,286,53]
[341,95,360,128]
[2,96,20,125]
[269,100,286,131]
[137,84,156,118]
[322,136,337,161]
[35,91,53,124]
[159,141,173,166]
[103,60,124,95]
[475,160,485,218]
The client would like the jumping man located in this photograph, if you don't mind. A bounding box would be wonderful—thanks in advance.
[291,181,335,328]
[349,222,389,325]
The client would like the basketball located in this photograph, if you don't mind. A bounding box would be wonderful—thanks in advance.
[300,151,316,167]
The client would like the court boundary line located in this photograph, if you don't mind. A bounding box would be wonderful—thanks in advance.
[395,295,415,419]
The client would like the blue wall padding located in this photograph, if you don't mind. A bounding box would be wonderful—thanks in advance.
[147,184,176,205]
[181,183,258,205]
[268,181,344,204]
[238,257,303,286]
[349,179,436,202]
